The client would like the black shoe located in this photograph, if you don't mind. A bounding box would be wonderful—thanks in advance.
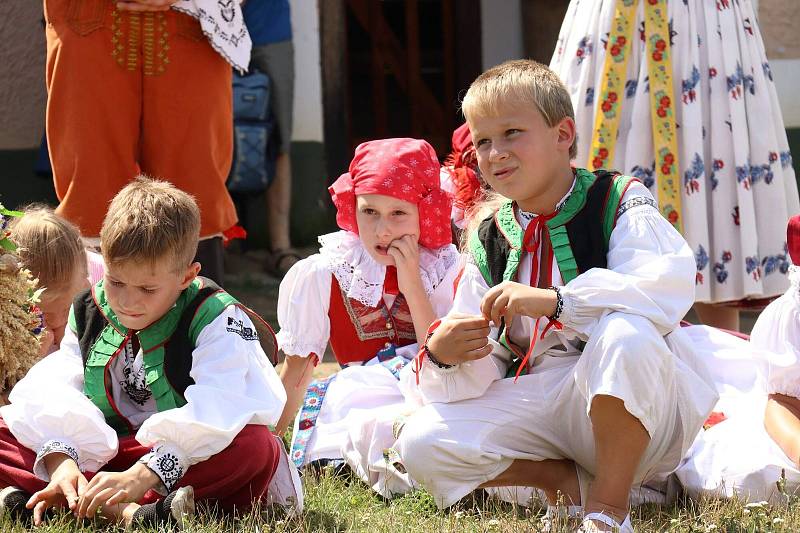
[0,486,33,523]
[132,486,194,529]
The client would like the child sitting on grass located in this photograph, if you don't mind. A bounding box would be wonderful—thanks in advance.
[0,178,287,528]
[677,215,800,503]
[10,206,103,355]
[394,60,718,532]
[276,138,460,497]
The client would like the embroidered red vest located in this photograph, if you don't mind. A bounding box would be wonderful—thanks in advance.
[327,277,416,365]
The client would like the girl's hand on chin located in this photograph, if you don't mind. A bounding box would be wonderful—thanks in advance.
[387,234,423,295]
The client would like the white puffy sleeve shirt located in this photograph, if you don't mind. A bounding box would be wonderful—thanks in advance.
[1,305,287,488]
[1,326,119,480]
[276,255,333,359]
[751,266,800,398]
[412,181,696,404]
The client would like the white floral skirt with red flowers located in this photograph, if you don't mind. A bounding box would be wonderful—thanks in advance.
[551,0,798,303]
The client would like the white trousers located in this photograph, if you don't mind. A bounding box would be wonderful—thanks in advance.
[395,313,718,508]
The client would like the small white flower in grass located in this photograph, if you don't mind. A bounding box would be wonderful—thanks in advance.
[670,519,679,524]
[454,511,465,519]
[488,519,501,528]
[745,501,767,509]
[743,509,751,515]
[774,517,785,524]
[706,525,718,532]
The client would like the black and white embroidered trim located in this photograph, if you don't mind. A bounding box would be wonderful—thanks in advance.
[616,196,657,218]
[145,451,185,493]
[37,440,79,466]
[226,316,259,341]
[121,338,152,406]
[546,286,564,321]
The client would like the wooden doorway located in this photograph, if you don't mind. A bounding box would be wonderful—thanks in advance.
[320,0,482,180]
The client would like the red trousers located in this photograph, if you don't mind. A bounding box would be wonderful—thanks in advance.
[43,0,238,238]
[0,419,280,511]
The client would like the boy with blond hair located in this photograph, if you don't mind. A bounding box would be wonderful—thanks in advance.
[0,177,287,527]
[395,60,718,532]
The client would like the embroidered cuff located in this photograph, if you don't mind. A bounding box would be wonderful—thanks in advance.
[557,287,576,328]
[34,439,80,481]
[140,445,188,494]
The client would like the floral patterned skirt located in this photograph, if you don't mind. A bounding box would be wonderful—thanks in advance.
[551,0,798,303]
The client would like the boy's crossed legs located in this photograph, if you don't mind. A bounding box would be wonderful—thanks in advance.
[0,420,280,524]
[397,313,686,529]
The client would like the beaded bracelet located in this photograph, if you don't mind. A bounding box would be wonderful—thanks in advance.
[422,327,454,369]
[547,286,564,321]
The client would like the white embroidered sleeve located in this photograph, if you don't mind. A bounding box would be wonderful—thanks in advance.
[0,326,119,481]
[558,182,695,338]
[750,283,800,398]
[135,306,286,469]
[275,255,332,358]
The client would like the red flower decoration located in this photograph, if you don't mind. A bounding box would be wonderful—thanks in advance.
[660,95,671,107]
[610,45,621,56]
[655,39,666,51]
[648,0,658,4]
[298,419,314,430]
[598,147,609,158]
[656,107,667,118]
[703,411,727,429]
[661,164,672,175]
[709,67,717,77]
[608,92,618,103]
[576,49,584,57]
[664,153,675,165]
[668,210,679,223]
[601,101,613,112]
[652,50,663,62]
[617,36,626,46]
[592,156,604,169]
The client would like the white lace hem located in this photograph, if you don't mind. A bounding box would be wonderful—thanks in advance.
[317,231,459,307]
[277,330,327,358]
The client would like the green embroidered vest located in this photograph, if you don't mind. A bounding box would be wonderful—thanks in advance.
[467,168,638,372]
[68,277,278,436]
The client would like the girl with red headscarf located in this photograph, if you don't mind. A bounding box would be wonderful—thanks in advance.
[274,138,460,496]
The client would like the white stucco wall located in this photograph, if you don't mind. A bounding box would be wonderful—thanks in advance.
[480,0,524,69]
[289,0,324,142]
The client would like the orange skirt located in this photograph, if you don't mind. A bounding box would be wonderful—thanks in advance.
[44,0,237,238]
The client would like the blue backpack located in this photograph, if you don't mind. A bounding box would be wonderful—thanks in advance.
[227,69,277,193]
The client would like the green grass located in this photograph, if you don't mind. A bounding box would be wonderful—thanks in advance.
[4,474,800,532]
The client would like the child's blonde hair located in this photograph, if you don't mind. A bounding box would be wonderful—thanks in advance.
[10,205,85,291]
[461,59,577,159]
[100,176,200,271]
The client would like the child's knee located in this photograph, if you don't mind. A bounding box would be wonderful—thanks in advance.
[230,425,280,469]
[395,415,452,480]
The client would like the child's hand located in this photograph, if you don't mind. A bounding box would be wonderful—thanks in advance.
[27,454,87,525]
[75,463,160,519]
[426,314,492,366]
[480,281,558,328]
[387,234,423,296]
[38,329,55,357]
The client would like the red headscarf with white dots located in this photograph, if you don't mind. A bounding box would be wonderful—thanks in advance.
[328,138,453,249]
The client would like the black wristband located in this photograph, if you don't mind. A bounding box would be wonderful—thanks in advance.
[424,344,454,369]
[547,286,564,321]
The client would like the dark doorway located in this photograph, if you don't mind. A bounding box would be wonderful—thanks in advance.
[320,0,482,180]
